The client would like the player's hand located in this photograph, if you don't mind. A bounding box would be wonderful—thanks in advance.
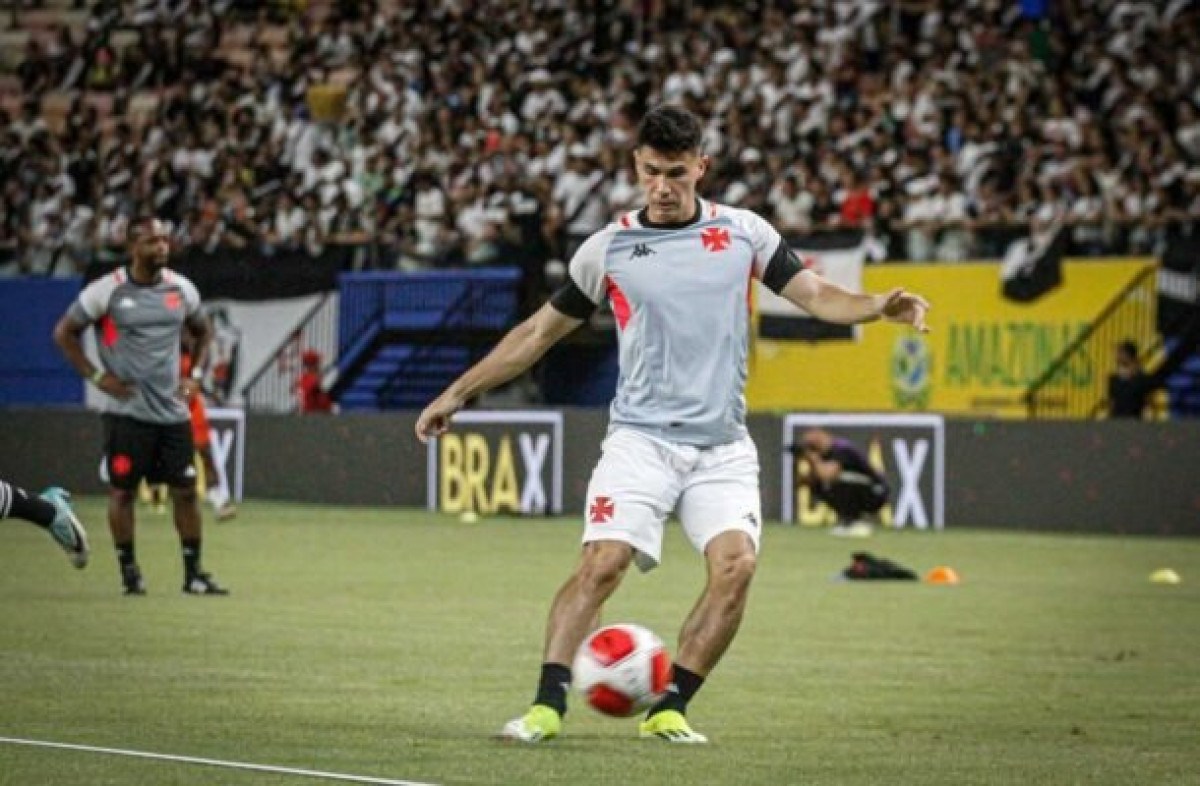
[97,373,135,400]
[879,288,931,333]
[178,379,201,400]
[415,391,465,443]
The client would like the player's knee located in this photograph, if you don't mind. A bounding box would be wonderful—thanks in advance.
[712,549,757,592]
[169,485,198,504]
[109,487,136,508]
[576,543,633,596]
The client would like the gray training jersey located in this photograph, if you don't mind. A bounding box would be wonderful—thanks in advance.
[568,199,792,447]
[68,267,202,424]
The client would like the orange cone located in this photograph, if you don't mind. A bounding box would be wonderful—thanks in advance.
[925,566,961,585]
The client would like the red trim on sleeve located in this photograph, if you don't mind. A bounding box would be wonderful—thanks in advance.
[605,275,632,331]
[619,213,631,228]
[708,201,718,218]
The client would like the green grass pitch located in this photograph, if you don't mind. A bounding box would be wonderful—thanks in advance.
[2,499,1198,785]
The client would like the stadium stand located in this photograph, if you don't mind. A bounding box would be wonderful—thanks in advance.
[0,0,1196,280]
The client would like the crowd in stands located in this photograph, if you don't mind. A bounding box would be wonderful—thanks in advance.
[1,0,1199,280]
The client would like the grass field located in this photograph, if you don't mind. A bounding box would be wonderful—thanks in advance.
[2,499,1199,786]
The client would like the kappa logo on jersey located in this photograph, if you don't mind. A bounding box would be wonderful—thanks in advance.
[700,227,731,252]
[589,496,615,524]
[630,243,655,259]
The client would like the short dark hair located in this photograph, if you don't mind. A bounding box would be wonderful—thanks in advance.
[127,216,167,247]
[636,106,704,154]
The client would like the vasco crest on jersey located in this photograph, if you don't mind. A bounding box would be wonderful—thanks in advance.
[700,227,731,253]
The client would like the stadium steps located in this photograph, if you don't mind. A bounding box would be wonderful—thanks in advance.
[1165,347,1200,418]
[1161,333,1200,417]
[334,271,520,411]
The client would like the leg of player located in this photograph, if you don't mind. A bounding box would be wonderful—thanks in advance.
[110,487,144,594]
[640,530,757,744]
[499,540,634,742]
[173,484,228,596]
[198,443,237,521]
[0,479,90,568]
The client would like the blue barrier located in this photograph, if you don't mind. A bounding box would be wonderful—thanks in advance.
[0,278,82,405]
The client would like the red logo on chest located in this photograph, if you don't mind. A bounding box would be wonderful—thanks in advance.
[164,292,182,310]
[589,496,615,524]
[700,227,731,252]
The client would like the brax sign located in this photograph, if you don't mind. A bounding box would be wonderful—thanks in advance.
[427,411,564,515]
[781,413,945,529]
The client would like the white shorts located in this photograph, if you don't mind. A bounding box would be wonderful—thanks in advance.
[582,428,762,571]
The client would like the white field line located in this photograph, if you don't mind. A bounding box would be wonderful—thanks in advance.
[0,736,440,786]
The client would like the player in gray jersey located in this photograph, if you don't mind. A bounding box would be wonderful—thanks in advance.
[416,106,930,743]
[54,218,228,596]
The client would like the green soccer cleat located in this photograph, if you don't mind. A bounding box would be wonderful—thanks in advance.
[497,704,562,743]
[40,487,89,569]
[639,710,709,744]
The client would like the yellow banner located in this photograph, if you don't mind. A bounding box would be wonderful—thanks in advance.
[747,259,1156,418]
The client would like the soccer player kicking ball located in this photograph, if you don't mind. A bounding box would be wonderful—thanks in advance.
[54,218,228,596]
[416,106,930,744]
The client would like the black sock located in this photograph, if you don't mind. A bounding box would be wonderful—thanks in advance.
[648,663,705,717]
[116,542,137,570]
[181,538,201,578]
[0,482,55,528]
[533,662,572,717]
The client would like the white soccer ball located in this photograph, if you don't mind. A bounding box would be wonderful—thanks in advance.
[573,623,671,717]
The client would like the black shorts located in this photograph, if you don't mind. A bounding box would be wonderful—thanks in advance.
[812,475,889,521]
[103,414,196,490]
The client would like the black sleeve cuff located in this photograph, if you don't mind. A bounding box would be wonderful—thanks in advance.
[549,280,599,319]
[762,240,804,294]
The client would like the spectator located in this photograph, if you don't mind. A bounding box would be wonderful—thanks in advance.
[837,169,875,229]
[297,350,334,414]
[0,0,1197,279]
[1108,340,1152,419]
[553,145,608,258]
[769,175,815,235]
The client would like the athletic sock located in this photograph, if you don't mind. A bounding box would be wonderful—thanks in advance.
[533,662,572,717]
[648,663,705,717]
[181,538,201,578]
[116,541,137,567]
[0,481,55,528]
[206,485,228,509]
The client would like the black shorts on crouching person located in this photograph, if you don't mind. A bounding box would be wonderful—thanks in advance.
[103,414,196,491]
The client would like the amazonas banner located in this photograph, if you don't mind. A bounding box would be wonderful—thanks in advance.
[748,259,1156,418]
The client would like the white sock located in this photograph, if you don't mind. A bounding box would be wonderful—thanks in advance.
[207,486,229,509]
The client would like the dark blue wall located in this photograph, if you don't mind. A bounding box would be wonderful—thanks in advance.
[0,278,82,405]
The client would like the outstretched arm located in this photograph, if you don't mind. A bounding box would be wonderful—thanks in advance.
[780,269,930,331]
[415,303,583,441]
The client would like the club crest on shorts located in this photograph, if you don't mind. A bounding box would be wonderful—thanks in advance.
[589,496,615,524]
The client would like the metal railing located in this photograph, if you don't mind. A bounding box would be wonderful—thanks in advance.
[1025,265,1158,419]
[241,292,339,412]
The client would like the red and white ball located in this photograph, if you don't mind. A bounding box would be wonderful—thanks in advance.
[573,623,671,717]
